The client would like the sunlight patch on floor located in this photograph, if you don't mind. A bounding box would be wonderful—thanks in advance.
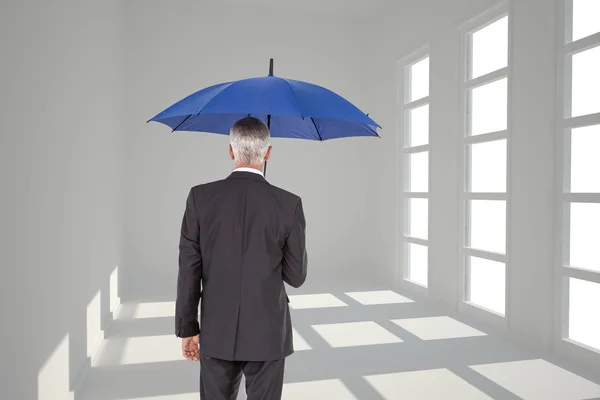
[365,368,493,400]
[288,294,348,309]
[470,359,600,400]
[345,290,414,305]
[119,335,182,365]
[391,316,486,340]
[131,301,176,319]
[312,321,403,348]
[126,394,199,400]
[282,379,358,400]
[292,328,312,351]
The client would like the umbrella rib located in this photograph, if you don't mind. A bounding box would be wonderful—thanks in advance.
[280,78,321,141]
[172,115,192,132]
[280,78,303,118]
[310,118,323,141]
[171,82,239,131]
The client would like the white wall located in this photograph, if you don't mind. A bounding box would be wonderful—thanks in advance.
[370,0,598,368]
[368,0,503,306]
[506,0,557,352]
[0,1,123,398]
[121,0,386,299]
[2,1,593,396]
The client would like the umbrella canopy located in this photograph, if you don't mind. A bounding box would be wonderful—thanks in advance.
[148,61,380,141]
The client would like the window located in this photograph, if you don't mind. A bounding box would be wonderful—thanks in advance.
[400,50,430,288]
[460,9,510,317]
[558,0,600,353]
[571,0,600,42]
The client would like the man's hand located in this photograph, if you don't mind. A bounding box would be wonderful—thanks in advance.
[182,334,200,361]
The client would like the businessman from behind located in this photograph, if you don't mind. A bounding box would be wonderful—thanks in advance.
[175,117,308,400]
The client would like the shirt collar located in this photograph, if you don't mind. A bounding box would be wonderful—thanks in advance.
[233,167,264,177]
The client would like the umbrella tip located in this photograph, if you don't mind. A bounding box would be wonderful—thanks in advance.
[269,58,274,76]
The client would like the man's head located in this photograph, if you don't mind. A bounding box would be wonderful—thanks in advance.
[229,117,272,169]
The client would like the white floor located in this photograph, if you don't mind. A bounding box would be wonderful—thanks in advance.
[77,282,600,400]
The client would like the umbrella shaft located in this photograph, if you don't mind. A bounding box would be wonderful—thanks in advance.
[264,115,271,177]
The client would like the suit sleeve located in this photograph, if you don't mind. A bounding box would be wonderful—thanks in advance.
[282,199,308,288]
[175,188,203,338]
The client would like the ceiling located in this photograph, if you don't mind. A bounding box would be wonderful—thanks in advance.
[206,0,394,17]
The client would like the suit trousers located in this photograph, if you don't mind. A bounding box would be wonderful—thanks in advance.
[200,353,285,400]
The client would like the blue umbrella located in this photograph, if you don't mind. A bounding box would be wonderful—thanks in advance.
[149,59,379,139]
[148,59,380,173]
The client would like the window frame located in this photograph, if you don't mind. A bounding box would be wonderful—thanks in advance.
[397,46,431,291]
[554,0,600,362]
[458,1,512,325]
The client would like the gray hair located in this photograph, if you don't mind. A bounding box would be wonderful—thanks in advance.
[229,117,270,165]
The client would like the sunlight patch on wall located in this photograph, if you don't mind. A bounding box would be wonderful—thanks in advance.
[38,334,70,400]
[87,289,104,359]
[110,265,120,312]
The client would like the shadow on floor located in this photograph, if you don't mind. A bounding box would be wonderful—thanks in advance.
[77,280,600,400]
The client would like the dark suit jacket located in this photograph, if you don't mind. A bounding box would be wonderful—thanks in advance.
[175,171,308,361]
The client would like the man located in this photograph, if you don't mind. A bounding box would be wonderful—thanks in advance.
[175,116,308,400]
